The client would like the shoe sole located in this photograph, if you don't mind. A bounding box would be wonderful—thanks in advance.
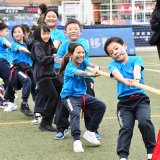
[39,126,57,132]
[4,106,18,112]
[54,136,65,140]
[0,106,6,109]
[54,130,69,140]
[83,135,101,146]
[19,109,34,117]
[32,121,41,125]
[73,149,84,153]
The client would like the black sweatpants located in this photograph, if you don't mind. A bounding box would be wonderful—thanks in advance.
[38,77,62,126]
[117,94,156,159]
[84,78,95,129]
[33,87,45,114]
[63,94,106,141]
[0,58,10,89]
[34,76,62,115]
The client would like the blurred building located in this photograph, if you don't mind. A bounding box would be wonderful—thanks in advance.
[60,0,154,25]
[0,0,155,25]
[0,0,59,6]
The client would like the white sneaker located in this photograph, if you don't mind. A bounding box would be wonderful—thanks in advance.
[32,113,42,125]
[73,140,84,153]
[4,102,18,112]
[83,130,101,146]
[147,154,152,159]
[120,158,127,160]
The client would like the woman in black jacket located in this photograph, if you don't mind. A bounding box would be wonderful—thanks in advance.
[150,0,160,60]
[31,24,62,131]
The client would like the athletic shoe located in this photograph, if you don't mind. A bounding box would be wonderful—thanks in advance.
[4,102,18,112]
[83,130,101,146]
[20,102,33,117]
[54,129,69,140]
[120,158,127,160]
[32,113,42,125]
[0,99,8,109]
[95,131,101,140]
[39,124,57,132]
[147,154,152,160]
[73,140,84,153]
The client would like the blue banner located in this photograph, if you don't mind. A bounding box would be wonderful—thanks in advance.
[81,28,135,56]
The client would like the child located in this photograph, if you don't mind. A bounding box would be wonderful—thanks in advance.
[4,25,34,115]
[44,9,66,50]
[59,43,106,152]
[54,18,98,140]
[31,24,62,131]
[21,24,33,43]
[31,9,65,124]
[0,23,14,109]
[104,37,156,160]
[21,24,36,101]
[0,23,11,90]
[54,18,89,72]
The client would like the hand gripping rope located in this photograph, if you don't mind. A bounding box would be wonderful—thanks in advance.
[86,67,160,96]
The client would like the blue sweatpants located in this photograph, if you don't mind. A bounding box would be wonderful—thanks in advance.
[63,94,106,141]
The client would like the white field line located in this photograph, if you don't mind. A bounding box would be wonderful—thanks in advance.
[145,68,160,73]
[0,115,160,125]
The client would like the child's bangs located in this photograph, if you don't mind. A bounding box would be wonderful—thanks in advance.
[41,25,50,33]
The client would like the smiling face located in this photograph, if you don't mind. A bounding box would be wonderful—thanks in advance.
[44,11,58,29]
[71,45,85,67]
[65,23,81,42]
[41,29,50,42]
[12,27,24,43]
[106,42,128,62]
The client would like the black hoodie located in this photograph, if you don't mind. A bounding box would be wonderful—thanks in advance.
[31,40,56,83]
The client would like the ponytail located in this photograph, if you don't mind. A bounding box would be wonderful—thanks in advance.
[58,53,70,75]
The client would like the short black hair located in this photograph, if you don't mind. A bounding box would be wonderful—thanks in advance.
[104,37,124,55]
[44,9,59,19]
[0,23,8,31]
[64,18,82,31]
[38,3,48,14]
[33,24,50,41]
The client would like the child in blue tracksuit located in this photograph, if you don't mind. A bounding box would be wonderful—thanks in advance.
[4,25,35,115]
[0,23,12,107]
[54,18,97,139]
[104,37,156,160]
[60,43,106,152]
[44,9,66,50]
[0,23,11,89]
